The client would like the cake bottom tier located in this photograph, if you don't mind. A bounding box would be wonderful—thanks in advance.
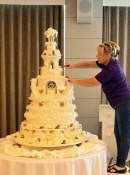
[14,126,87,147]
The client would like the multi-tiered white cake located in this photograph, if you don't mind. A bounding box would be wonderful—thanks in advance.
[14,27,87,147]
[0,28,102,159]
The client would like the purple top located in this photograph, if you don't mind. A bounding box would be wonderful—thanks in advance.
[95,59,130,108]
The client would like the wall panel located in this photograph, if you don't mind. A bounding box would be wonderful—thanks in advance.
[66,18,102,38]
[66,38,101,58]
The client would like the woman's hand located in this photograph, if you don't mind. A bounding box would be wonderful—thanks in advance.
[66,75,76,84]
[65,61,98,69]
[64,62,74,69]
[66,76,101,86]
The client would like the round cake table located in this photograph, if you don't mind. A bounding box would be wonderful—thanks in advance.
[0,138,107,175]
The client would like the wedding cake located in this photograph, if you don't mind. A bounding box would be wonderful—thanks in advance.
[15,28,86,147]
[0,28,104,159]
[14,27,87,147]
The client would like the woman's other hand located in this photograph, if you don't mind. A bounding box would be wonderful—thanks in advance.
[66,75,76,83]
[64,62,74,69]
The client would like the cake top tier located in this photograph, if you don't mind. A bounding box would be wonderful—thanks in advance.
[42,27,61,58]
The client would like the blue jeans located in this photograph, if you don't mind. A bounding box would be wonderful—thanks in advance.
[114,99,130,167]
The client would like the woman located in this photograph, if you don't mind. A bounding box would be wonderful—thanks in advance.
[65,41,130,173]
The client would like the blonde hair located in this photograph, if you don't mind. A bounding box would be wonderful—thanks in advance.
[98,41,120,58]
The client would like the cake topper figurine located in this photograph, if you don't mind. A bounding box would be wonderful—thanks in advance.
[44,27,58,42]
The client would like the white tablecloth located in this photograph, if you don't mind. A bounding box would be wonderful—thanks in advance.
[0,139,107,175]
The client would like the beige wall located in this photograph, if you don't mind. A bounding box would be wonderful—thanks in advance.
[65,0,103,137]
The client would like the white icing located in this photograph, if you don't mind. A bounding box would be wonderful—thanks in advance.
[0,133,105,159]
